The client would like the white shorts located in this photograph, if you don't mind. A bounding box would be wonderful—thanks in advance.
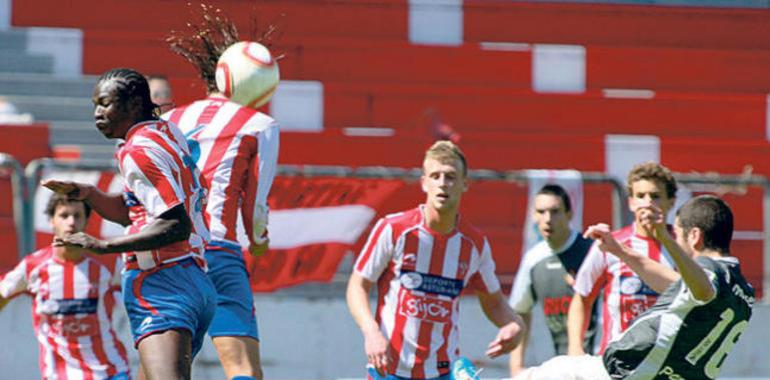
[513,355,611,380]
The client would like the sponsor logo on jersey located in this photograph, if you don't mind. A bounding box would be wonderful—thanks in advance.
[398,292,452,323]
[47,314,99,338]
[40,298,98,315]
[543,295,572,316]
[658,365,686,380]
[619,274,657,296]
[400,270,463,298]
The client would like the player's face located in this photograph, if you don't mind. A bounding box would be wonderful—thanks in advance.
[628,179,675,223]
[50,202,87,240]
[533,193,572,245]
[421,157,467,213]
[149,78,174,114]
[92,79,135,139]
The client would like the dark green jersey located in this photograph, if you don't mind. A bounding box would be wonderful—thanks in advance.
[603,256,754,380]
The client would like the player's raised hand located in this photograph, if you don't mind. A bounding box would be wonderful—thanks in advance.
[486,320,523,358]
[638,204,668,241]
[584,223,625,256]
[42,179,92,201]
[54,232,108,254]
[363,327,391,376]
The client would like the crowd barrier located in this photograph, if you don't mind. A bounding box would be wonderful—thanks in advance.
[2,153,769,300]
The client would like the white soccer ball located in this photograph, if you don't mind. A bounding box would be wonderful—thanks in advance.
[215,41,280,108]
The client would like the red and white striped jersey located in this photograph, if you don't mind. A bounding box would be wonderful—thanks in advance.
[0,247,130,379]
[573,224,675,353]
[354,206,501,378]
[164,96,279,251]
[117,120,210,269]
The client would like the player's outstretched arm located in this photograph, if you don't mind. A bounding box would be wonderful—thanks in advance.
[566,292,593,356]
[641,206,716,302]
[347,272,391,375]
[42,179,131,226]
[55,203,192,254]
[584,223,679,293]
[477,290,525,359]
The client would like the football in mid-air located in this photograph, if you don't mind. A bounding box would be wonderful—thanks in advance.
[215,41,280,108]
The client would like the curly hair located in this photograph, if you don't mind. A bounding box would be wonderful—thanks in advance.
[626,161,678,199]
[167,3,281,93]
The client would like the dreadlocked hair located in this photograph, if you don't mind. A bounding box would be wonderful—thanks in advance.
[167,3,282,94]
[98,68,158,118]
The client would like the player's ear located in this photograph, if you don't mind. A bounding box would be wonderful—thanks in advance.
[690,227,704,250]
[420,174,428,194]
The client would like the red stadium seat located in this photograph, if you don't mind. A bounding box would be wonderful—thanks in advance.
[464,2,770,49]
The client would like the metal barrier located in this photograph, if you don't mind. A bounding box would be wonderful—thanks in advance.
[0,153,28,259]
[18,159,770,301]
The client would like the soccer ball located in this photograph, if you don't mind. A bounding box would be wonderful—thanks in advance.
[215,41,280,108]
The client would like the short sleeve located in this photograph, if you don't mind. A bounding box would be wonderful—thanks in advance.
[509,249,537,313]
[573,241,608,298]
[121,146,185,217]
[469,238,502,294]
[354,218,394,281]
[0,259,29,299]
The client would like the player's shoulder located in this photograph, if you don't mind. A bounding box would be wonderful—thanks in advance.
[380,207,422,231]
[612,225,635,241]
[24,247,54,266]
[522,241,555,267]
[457,216,487,250]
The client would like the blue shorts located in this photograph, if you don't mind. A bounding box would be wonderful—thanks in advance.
[205,246,259,340]
[122,257,217,358]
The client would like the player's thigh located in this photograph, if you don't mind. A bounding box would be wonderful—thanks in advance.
[205,249,259,340]
[137,328,193,380]
[212,336,262,377]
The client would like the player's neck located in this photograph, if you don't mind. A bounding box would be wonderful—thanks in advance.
[546,230,571,251]
[633,222,654,238]
[697,249,724,259]
[423,205,458,235]
[53,246,84,262]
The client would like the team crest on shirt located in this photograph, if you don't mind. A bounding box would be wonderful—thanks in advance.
[620,276,643,295]
[401,272,423,290]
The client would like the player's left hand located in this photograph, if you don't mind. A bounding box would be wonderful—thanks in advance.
[584,223,626,257]
[249,238,270,257]
[485,320,523,358]
[54,232,109,254]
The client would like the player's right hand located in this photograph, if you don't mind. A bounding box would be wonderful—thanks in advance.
[363,327,391,376]
[42,179,92,201]
[584,223,625,256]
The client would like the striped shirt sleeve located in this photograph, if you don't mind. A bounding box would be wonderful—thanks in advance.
[470,238,502,294]
[573,241,607,297]
[242,121,280,246]
[0,259,28,299]
[354,218,394,281]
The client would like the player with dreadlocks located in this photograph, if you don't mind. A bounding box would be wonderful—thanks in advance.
[44,67,218,379]
[163,5,281,380]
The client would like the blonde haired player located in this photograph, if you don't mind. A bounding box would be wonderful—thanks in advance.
[163,5,279,380]
[347,141,525,379]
